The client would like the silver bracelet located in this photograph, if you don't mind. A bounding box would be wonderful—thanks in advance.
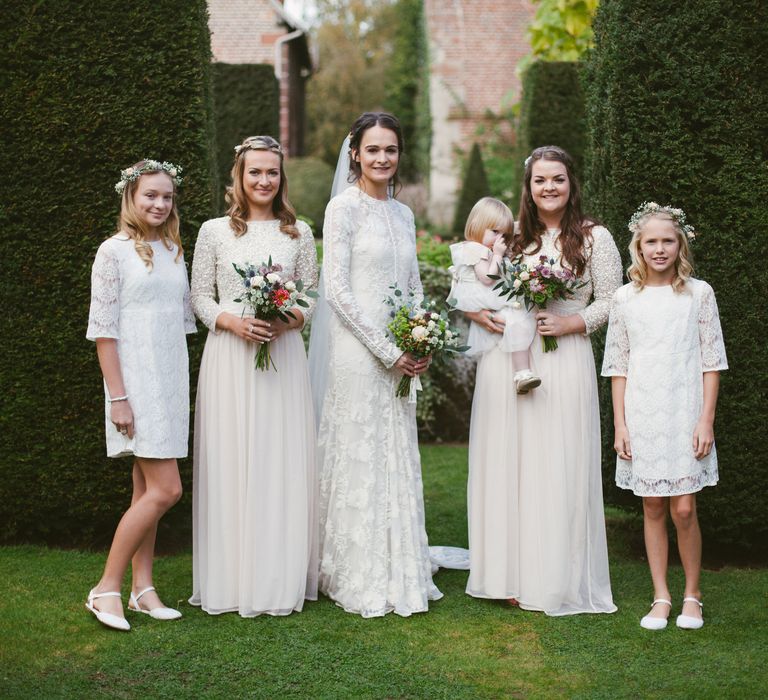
[108,395,129,403]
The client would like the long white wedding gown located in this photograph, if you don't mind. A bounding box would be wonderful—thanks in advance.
[315,186,442,617]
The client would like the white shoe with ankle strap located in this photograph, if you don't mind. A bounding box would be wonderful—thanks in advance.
[86,588,131,631]
[128,586,182,620]
[676,597,704,630]
[640,598,672,630]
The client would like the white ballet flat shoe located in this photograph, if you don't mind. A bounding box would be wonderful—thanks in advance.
[514,370,542,395]
[128,586,182,620]
[86,588,131,631]
[640,598,672,630]
[676,597,704,630]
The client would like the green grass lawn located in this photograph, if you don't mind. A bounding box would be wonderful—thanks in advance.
[2,445,766,699]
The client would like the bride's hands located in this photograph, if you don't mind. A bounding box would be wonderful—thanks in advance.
[264,310,304,341]
[218,313,273,343]
[535,311,585,337]
[395,352,430,377]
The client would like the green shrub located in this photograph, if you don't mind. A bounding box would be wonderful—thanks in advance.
[584,0,768,555]
[452,143,491,234]
[284,157,335,235]
[511,61,586,212]
[0,0,217,547]
[212,63,279,209]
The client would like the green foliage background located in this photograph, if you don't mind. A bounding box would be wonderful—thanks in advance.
[452,143,491,234]
[0,0,217,546]
[584,0,768,553]
[212,63,279,210]
[284,157,335,235]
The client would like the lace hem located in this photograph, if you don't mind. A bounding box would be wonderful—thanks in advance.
[615,462,718,496]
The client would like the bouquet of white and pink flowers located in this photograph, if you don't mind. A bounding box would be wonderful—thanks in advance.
[233,257,317,371]
[385,284,467,402]
[490,255,586,352]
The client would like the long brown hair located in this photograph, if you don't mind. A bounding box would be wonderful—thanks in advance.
[348,112,404,197]
[226,135,298,238]
[513,145,595,276]
[116,162,182,269]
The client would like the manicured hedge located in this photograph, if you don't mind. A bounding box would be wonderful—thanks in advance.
[584,0,768,555]
[0,0,217,547]
[212,63,279,208]
[452,143,491,234]
[511,61,586,211]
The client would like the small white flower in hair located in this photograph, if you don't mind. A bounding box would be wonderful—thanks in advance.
[524,156,532,169]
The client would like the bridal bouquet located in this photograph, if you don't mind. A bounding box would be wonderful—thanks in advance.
[233,257,317,371]
[490,255,586,352]
[385,285,467,402]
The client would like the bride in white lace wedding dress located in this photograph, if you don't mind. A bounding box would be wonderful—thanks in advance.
[310,113,442,617]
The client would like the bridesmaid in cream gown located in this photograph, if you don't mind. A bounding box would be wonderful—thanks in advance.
[189,136,319,617]
[465,145,620,615]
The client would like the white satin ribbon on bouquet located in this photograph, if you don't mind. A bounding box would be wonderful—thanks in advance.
[408,375,423,404]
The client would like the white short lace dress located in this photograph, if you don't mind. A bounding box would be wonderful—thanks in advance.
[602,279,728,496]
[86,235,197,458]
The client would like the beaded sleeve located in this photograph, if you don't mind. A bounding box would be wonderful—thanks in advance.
[294,221,320,326]
[190,221,224,333]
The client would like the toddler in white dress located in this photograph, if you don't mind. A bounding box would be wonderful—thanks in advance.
[603,202,727,632]
[449,197,540,393]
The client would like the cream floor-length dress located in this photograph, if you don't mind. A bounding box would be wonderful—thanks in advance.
[189,217,319,617]
[466,226,621,615]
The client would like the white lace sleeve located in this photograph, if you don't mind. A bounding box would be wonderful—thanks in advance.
[601,288,629,377]
[86,241,120,341]
[295,221,319,326]
[405,210,424,307]
[182,256,197,334]
[698,282,728,371]
[324,198,402,368]
[190,221,223,333]
[578,226,623,334]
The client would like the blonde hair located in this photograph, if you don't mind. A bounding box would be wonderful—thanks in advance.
[627,213,693,292]
[464,197,514,244]
[116,162,182,269]
[226,135,298,238]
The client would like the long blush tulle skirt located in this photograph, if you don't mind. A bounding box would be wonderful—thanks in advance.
[189,327,318,617]
[466,327,617,615]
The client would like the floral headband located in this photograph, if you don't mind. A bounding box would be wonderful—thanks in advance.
[234,136,283,156]
[115,159,182,194]
[628,201,696,241]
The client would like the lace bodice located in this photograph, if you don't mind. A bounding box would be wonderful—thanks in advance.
[190,217,318,332]
[323,187,422,368]
[513,226,622,334]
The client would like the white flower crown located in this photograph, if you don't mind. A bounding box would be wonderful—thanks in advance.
[628,201,696,241]
[114,159,183,194]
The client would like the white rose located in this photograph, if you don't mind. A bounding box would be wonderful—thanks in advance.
[252,275,264,287]
[512,278,522,289]
[412,326,429,340]
[266,272,280,284]
[427,320,435,331]
[125,167,134,176]
[520,271,530,282]
[445,329,453,339]
[285,280,296,291]
[512,301,522,309]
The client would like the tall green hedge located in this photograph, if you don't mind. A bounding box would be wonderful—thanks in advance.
[284,157,335,235]
[511,61,586,211]
[212,63,279,207]
[452,143,491,234]
[584,0,768,555]
[0,0,217,547]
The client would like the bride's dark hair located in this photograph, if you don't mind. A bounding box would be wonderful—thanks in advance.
[347,112,404,196]
[513,145,597,276]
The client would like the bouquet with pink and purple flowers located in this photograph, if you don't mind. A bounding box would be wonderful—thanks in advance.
[233,256,317,371]
[489,255,586,352]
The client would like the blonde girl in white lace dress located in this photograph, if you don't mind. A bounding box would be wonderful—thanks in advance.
[465,146,620,615]
[85,160,196,631]
[603,203,727,631]
[310,112,441,617]
[189,136,319,617]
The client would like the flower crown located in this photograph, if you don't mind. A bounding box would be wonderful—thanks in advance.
[628,201,696,241]
[234,136,283,156]
[115,159,182,194]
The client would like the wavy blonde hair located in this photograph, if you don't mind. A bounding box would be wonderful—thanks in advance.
[464,197,514,244]
[627,212,693,292]
[226,135,298,238]
[117,162,182,269]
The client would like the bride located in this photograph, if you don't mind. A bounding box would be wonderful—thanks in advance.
[309,112,442,617]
